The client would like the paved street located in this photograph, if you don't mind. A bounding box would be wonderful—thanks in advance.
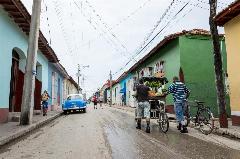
[0,105,240,159]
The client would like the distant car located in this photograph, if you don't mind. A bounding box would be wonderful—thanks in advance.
[62,94,87,114]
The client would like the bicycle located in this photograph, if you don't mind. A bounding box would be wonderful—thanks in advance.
[134,99,169,133]
[157,100,169,133]
[185,100,214,135]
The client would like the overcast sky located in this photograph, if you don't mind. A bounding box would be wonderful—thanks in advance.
[21,0,234,97]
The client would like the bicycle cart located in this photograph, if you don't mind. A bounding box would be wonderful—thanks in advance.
[134,77,169,133]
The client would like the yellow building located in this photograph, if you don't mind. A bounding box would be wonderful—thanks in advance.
[216,1,240,126]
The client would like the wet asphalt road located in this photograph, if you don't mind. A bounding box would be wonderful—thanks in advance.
[0,105,240,159]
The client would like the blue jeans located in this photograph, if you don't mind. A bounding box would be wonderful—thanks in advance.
[174,101,185,124]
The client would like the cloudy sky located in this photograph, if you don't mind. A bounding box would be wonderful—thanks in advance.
[21,0,234,97]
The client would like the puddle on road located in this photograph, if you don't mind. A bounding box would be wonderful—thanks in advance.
[104,109,240,159]
[148,125,240,159]
[103,110,181,159]
[104,120,140,159]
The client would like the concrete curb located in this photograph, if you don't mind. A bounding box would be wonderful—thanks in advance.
[0,112,62,147]
[167,114,240,139]
[214,128,240,139]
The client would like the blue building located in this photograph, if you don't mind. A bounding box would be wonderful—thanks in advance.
[0,1,76,123]
[119,74,132,106]
[48,63,67,110]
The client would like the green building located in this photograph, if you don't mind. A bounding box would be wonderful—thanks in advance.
[127,29,230,116]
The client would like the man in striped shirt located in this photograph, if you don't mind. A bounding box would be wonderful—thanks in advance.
[168,76,190,133]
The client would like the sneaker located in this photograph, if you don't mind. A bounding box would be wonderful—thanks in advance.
[177,123,182,130]
[180,126,188,133]
[136,125,141,129]
[146,126,150,133]
[136,122,141,130]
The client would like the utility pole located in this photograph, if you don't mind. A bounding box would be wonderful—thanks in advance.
[110,71,112,107]
[209,0,228,128]
[77,64,81,93]
[77,64,89,94]
[20,0,42,125]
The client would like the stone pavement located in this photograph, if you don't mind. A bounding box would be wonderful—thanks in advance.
[110,104,240,139]
[0,110,62,147]
[214,121,240,139]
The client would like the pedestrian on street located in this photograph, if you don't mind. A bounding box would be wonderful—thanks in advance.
[41,90,50,116]
[168,76,190,133]
[135,79,151,133]
[99,96,103,108]
[93,95,98,109]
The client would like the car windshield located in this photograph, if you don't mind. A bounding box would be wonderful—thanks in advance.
[67,95,82,100]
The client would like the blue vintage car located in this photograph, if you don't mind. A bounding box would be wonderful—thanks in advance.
[62,94,87,114]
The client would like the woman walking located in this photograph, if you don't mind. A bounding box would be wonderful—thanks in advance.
[93,95,98,109]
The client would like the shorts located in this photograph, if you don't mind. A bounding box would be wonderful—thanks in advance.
[42,101,48,109]
[137,101,150,118]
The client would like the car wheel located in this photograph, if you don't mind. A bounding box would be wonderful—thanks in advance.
[83,108,86,113]
[63,110,67,115]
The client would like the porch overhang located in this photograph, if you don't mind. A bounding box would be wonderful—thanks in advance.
[0,0,59,63]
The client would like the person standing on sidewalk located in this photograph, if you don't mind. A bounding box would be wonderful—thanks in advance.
[41,90,50,116]
[135,79,151,133]
[93,95,98,109]
[168,76,190,133]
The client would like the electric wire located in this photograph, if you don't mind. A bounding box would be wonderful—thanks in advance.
[82,0,135,60]
[73,0,135,60]
[112,0,191,76]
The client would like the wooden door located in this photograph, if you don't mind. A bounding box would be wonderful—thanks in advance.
[34,79,42,110]
[9,53,23,112]
[14,70,24,112]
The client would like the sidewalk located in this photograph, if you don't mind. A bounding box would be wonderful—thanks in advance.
[110,104,240,140]
[0,111,62,147]
[214,121,240,139]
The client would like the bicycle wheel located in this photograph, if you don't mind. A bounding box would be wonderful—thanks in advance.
[184,103,191,127]
[198,108,214,135]
[159,112,169,133]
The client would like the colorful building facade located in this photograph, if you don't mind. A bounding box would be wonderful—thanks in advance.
[0,1,78,123]
[216,1,240,125]
[114,29,230,116]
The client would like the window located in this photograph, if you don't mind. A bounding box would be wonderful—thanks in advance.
[67,95,82,100]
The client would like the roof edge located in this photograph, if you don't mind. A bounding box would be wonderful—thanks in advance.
[215,0,240,26]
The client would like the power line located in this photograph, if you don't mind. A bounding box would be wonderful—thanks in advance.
[42,0,52,45]
[76,0,154,50]
[73,0,123,54]
[135,0,176,56]
[125,0,179,69]
[112,0,191,76]
[73,0,137,61]
[54,0,75,57]
[82,0,135,60]
[110,0,153,30]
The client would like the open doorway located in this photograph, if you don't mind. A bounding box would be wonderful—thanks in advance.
[9,49,25,112]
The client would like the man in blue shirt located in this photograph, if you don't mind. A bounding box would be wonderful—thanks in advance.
[168,76,190,133]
